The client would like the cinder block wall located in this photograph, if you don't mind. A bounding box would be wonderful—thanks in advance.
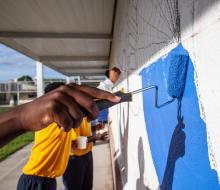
[109,0,220,189]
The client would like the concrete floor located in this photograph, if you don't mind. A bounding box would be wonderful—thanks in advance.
[0,142,113,190]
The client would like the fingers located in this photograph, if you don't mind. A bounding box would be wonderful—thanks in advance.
[51,91,83,128]
[101,131,109,140]
[100,123,105,129]
[102,131,108,135]
[68,83,121,102]
[71,141,77,152]
[51,103,73,132]
[56,85,99,120]
[56,84,121,120]
[35,83,120,132]
[96,123,104,130]
[72,141,77,148]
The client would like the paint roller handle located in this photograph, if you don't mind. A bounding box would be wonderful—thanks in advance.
[81,91,132,117]
[96,91,132,111]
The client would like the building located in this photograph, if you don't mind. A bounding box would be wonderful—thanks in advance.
[0,1,220,189]
[0,81,37,105]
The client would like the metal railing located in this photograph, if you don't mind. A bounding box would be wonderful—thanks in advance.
[0,78,104,106]
[0,82,37,93]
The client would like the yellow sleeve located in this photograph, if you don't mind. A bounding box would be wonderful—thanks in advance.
[71,129,77,141]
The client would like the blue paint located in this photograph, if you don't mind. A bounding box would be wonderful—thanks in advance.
[97,109,108,123]
[139,44,220,189]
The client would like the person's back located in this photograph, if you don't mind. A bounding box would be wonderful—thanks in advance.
[62,118,94,190]
[22,122,73,178]
[17,82,74,190]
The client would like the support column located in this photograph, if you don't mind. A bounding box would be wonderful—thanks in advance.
[17,84,20,105]
[74,76,81,84]
[36,61,44,97]
[66,76,70,84]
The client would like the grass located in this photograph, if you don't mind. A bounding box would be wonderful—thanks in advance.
[0,107,11,113]
[0,132,34,161]
[0,106,34,161]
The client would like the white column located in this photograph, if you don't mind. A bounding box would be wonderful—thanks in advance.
[36,61,44,97]
[17,84,20,105]
[74,76,81,84]
[77,76,81,85]
[66,76,70,84]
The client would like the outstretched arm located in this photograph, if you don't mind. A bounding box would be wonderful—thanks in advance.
[91,123,105,132]
[0,84,120,147]
[87,131,109,143]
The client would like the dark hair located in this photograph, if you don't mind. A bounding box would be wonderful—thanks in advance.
[44,82,65,94]
[105,69,109,78]
[111,67,121,75]
[105,67,121,78]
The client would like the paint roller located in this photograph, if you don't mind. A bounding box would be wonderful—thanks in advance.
[82,54,189,116]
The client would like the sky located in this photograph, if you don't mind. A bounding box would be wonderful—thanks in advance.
[0,43,66,82]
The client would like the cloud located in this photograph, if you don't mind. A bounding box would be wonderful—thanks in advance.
[0,44,65,82]
[0,44,36,81]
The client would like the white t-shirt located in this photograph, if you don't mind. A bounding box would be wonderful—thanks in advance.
[97,78,114,92]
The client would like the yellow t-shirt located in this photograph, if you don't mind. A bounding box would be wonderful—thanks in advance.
[71,118,93,156]
[23,122,75,178]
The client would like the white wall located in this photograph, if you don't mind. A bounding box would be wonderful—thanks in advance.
[109,0,220,189]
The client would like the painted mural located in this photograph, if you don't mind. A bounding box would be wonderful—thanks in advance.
[109,0,220,189]
[140,44,220,189]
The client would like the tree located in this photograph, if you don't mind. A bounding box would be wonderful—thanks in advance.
[17,75,33,82]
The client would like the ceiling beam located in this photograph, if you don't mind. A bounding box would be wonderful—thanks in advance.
[44,63,106,77]
[55,66,108,70]
[64,72,105,76]
[0,38,38,60]
[64,68,106,72]
[63,68,106,75]
[40,56,109,62]
[0,31,112,40]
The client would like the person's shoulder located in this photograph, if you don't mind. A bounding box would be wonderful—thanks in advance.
[82,117,91,127]
[35,122,59,136]
[97,80,106,90]
[97,78,113,91]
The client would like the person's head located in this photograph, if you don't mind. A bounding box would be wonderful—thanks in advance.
[44,82,65,94]
[108,67,121,84]
[105,70,110,78]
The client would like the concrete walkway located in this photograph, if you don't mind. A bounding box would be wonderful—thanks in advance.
[0,142,113,190]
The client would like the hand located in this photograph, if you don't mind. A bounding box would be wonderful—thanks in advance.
[71,140,77,153]
[18,83,120,132]
[95,131,109,141]
[0,83,120,147]
[93,123,105,131]
[108,120,112,126]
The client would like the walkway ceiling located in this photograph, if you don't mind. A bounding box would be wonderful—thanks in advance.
[0,0,116,76]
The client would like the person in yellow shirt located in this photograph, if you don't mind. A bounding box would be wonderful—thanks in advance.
[17,82,117,190]
[62,119,108,190]
[17,82,114,190]
[17,82,74,190]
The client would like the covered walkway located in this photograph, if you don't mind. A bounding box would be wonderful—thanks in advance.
[0,1,116,189]
[0,0,117,95]
[0,142,113,190]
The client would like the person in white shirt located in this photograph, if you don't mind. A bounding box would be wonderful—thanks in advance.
[98,67,121,91]
[96,67,121,123]
[62,68,121,190]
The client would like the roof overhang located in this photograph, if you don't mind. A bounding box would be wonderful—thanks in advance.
[0,0,117,76]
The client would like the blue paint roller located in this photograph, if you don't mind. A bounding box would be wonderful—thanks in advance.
[168,54,189,98]
[81,54,189,116]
